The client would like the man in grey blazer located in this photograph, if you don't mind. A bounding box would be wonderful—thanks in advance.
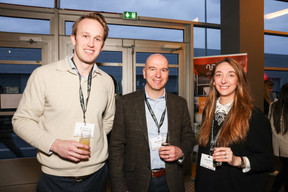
[109,54,194,192]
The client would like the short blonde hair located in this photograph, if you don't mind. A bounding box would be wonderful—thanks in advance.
[72,12,109,41]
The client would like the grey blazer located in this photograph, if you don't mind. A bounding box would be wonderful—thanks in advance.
[109,90,194,192]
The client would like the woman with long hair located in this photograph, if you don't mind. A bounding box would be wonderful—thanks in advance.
[195,58,274,192]
[269,83,288,192]
[264,79,274,117]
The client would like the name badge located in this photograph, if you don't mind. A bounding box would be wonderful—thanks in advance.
[74,122,95,137]
[200,153,216,171]
[151,135,162,151]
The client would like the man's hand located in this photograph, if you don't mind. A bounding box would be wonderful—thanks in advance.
[51,139,90,162]
[159,145,183,162]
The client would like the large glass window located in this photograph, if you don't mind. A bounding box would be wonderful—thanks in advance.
[264,34,288,95]
[0,0,54,7]
[0,47,42,61]
[66,22,184,42]
[0,16,50,34]
[264,0,288,32]
[0,47,42,159]
[194,27,221,57]
[264,35,288,59]
[0,47,42,93]
[264,70,288,98]
[264,0,288,99]
[96,51,123,95]
[61,0,220,24]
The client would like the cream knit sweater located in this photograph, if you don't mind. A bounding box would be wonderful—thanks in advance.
[12,56,115,176]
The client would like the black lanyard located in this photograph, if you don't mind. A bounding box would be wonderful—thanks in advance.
[209,119,223,155]
[72,59,93,124]
[144,92,167,134]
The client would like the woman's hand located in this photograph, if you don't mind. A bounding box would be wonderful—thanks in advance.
[213,147,242,167]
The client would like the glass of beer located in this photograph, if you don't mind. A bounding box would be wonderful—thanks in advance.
[161,133,170,146]
[79,129,91,151]
[213,139,223,166]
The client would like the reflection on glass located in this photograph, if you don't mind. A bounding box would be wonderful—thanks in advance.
[0,115,37,159]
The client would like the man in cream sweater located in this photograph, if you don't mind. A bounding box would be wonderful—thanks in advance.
[12,12,115,192]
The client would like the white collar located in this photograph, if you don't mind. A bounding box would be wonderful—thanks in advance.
[215,98,233,115]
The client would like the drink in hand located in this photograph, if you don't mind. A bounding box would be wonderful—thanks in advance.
[79,137,90,151]
[79,129,91,151]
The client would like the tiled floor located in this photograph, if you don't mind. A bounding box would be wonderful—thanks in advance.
[184,176,195,192]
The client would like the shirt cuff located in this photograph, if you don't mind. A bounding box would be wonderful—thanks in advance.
[242,156,251,173]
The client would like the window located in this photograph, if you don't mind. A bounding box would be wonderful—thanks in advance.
[194,27,221,57]
[60,0,220,23]
[264,35,288,96]
[0,47,42,159]
[0,16,50,34]
[66,22,184,42]
[0,0,54,8]
[96,51,123,95]
[264,0,288,32]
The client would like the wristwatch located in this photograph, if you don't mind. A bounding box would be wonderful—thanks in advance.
[177,153,185,164]
[240,156,246,169]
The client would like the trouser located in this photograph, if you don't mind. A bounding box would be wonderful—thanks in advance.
[148,174,169,192]
[37,163,109,192]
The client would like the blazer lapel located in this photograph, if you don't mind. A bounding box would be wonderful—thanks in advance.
[166,93,175,143]
[134,90,149,144]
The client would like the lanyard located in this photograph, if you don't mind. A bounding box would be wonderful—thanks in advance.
[72,59,93,124]
[209,119,223,155]
[144,92,167,134]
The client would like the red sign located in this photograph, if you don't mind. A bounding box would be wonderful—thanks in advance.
[194,53,248,79]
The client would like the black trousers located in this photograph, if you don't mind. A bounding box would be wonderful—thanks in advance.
[271,156,288,192]
[37,163,109,192]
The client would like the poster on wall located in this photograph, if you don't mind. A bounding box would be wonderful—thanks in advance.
[193,53,248,131]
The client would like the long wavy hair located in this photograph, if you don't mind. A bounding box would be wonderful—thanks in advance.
[198,58,253,147]
[271,83,288,134]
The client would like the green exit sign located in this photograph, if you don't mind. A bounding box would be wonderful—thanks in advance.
[123,11,138,20]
